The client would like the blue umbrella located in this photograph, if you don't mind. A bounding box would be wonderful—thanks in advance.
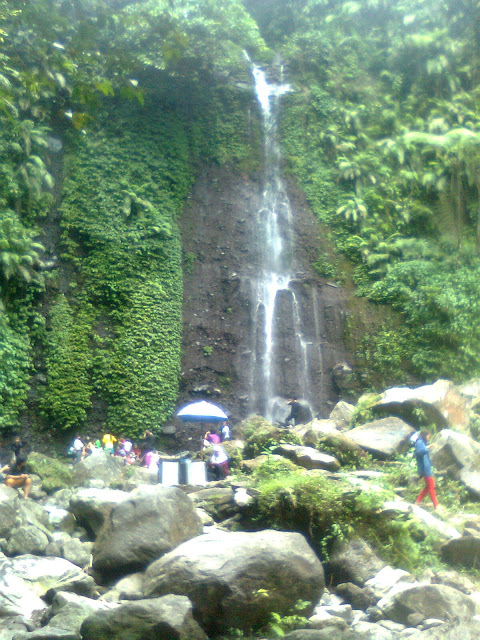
[177,401,228,423]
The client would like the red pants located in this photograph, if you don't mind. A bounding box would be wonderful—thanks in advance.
[416,475,438,508]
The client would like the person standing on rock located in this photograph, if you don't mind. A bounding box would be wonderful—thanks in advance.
[414,430,439,509]
[283,398,301,426]
[220,421,231,441]
[1,453,32,498]
[102,432,117,455]
[72,435,84,463]
[140,429,156,463]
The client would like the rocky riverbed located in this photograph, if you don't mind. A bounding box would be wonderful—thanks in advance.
[3,379,480,639]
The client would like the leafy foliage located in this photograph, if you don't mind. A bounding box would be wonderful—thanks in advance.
[274,0,480,388]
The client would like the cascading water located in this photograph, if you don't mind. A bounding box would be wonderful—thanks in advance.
[247,63,317,421]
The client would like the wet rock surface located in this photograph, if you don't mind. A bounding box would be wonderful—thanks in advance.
[178,164,351,445]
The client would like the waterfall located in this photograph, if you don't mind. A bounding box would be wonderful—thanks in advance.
[247,63,315,421]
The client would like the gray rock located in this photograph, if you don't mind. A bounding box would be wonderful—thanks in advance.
[308,608,348,630]
[292,419,338,446]
[47,490,75,511]
[195,507,215,526]
[411,616,480,639]
[274,443,341,471]
[440,536,480,568]
[431,429,480,475]
[329,401,355,430]
[69,488,128,537]
[61,538,92,568]
[189,486,237,520]
[365,566,413,599]
[348,418,414,459]
[15,500,52,536]
[92,485,203,579]
[374,380,469,431]
[12,629,77,640]
[431,570,475,594]
[0,486,19,538]
[0,555,95,624]
[381,501,460,540]
[328,538,386,587]
[72,452,125,488]
[123,467,159,490]
[80,595,207,640]
[335,582,377,610]
[1,616,30,640]
[6,525,50,557]
[100,572,145,602]
[284,630,355,640]
[458,468,480,498]
[43,506,75,534]
[350,620,396,639]
[378,583,477,624]
[12,592,117,640]
[144,528,325,635]
[241,453,286,472]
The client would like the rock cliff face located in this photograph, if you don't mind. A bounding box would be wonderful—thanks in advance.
[179,163,350,425]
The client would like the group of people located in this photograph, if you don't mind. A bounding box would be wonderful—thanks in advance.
[0,436,31,498]
[0,420,440,507]
[69,430,156,466]
[203,421,231,480]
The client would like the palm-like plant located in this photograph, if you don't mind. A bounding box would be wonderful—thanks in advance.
[337,196,368,223]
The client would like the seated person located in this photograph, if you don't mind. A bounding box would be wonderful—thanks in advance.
[208,445,229,481]
[1,453,32,498]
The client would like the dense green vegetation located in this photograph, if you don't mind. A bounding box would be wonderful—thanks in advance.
[0,0,264,436]
[254,0,480,387]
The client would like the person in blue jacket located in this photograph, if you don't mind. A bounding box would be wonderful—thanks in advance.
[414,430,439,508]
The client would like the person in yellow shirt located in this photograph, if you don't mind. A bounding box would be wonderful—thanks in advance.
[102,432,117,455]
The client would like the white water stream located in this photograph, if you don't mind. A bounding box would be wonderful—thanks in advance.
[248,63,315,420]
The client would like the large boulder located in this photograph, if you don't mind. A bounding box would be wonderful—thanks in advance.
[69,488,128,538]
[99,572,145,602]
[0,555,95,625]
[374,380,469,431]
[430,430,480,497]
[241,454,291,473]
[189,486,237,521]
[144,528,325,635]
[347,418,414,459]
[329,401,355,431]
[80,595,207,640]
[440,536,480,568]
[377,583,477,624]
[0,486,19,538]
[328,538,386,587]
[292,419,338,447]
[6,525,50,557]
[12,592,117,640]
[431,429,480,473]
[43,506,76,534]
[92,485,202,579]
[273,443,341,471]
[71,452,125,488]
[458,468,480,498]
